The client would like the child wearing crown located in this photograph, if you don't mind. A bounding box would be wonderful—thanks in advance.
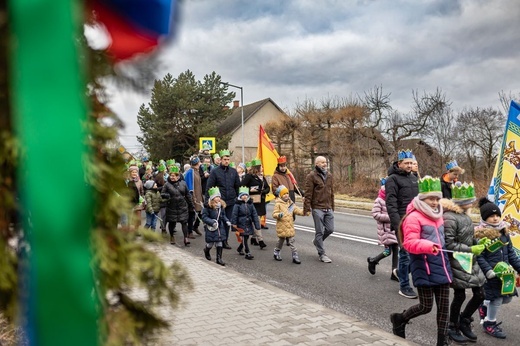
[441,182,487,343]
[272,185,305,264]
[474,197,520,339]
[390,176,453,346]
[231,186,261,260]
[202,187,230,266]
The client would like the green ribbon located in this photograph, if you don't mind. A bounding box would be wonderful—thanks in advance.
[10,0,98,344]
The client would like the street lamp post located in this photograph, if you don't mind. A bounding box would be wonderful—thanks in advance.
[221,82,245,163]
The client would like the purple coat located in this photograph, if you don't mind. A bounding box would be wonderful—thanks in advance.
[372,189,397,246]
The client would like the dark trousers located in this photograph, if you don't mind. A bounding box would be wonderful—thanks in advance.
[450,286,485,323]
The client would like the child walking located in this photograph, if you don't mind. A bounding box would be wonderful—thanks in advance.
[474,197,520,339]
[144,179,162,230]
[390,176,453,346]
[201,187,230,266]
[231,187,261,260]
[272,185,305,264]
[441,182,487,343]
[367,177,399,280]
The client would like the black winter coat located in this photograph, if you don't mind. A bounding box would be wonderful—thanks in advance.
[385,162,418,232]
[162,178,194,223]
[205,164,241,207]
[202,203,229,243]
[231,199,260,236]
[241,173,270,216]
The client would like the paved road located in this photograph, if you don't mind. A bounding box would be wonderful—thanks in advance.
[158,203,520,345]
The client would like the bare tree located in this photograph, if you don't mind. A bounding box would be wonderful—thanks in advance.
[458,107,505,182]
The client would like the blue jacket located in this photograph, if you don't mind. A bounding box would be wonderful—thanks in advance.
[231,199,260,236]
[202,201,229,243]
[206,164,241,207]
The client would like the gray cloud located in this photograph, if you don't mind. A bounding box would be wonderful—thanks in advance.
[111,0,520,149]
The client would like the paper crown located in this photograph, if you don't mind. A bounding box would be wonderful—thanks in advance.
[158,164,166,172]
[166,159,175,166]
[446,160,460,171]
[251,158,262,166]
[229,162,236,168]
[213,153,220,160]
[397,149,414,161]
[159,159,165,165]
[418,175,442,194]
[277,156,287,164]
[219,149,231,157]
[208,187,221,199]
[169,166,180,174]
[245,161,252,168]
[238,186,249,195]
[146,165,152,170]
[451,181,475,200]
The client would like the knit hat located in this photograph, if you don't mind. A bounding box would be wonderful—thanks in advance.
[238,162,246,171]
[479,197,502,221]
[451,181,476,205]
[417,175,442,200]
[128,165,138,173]
[190,155,200,165]
[238,186,249,198]
[208,187,221,201]
[144,180,155,189]
[278,185,289,197]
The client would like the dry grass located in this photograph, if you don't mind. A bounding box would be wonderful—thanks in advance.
[0,313,26,346]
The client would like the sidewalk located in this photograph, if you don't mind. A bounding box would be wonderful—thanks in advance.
[149,244,416,346]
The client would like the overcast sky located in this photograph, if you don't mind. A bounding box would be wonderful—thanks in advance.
[105,0,520,151]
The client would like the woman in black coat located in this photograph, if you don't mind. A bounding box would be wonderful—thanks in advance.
[161,168,194,246]
[241,163,270,248]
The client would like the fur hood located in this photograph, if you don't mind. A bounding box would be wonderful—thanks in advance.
[440,198,465,214]
[474,225,508,240]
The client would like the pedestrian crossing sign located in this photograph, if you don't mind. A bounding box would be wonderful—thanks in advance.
[200,137,216,153]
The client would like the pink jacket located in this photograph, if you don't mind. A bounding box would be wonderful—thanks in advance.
[371,188,397,246]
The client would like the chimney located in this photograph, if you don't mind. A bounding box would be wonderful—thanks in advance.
[233,100,240,109]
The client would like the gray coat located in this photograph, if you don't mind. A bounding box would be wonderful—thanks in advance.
[441,199,485,290]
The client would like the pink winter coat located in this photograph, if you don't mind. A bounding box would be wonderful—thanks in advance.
[372,188,397,246]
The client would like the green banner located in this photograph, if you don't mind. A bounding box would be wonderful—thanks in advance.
[9,0,98,344]
[453,252,473,274]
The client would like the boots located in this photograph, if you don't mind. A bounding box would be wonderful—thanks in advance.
[204,246,211,261]
[437,334,450,346]
[258,240,267,249]
[447,322,468,344]
[251,237,259,246]
[194,227,202,236]
[237,243,244,255]
[390,311,407,338]
[170,236,176,245]
[184,237,191,246]
[245,253,254,260]
[459,316,477,342]
[274,249,282,261]
[292,251,301,264]
[222,241,232,249]
[367,252,386,275]
[215,247,225,266]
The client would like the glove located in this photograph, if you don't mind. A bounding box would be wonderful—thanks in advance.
[478,237,491,247]
[486,270,496,279]
[471,244,485,255]
[226,221,231,226]
[278,213,284,219]
[212,222,218,229]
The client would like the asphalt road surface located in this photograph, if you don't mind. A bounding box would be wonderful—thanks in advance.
[165,203,520,345]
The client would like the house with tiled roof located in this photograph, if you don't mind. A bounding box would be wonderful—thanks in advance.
[217,98,289,164]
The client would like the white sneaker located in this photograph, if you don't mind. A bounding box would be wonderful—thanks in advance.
[320,254,332,263]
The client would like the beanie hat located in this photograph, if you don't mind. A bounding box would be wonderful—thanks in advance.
[208,187,221,201]
[190,155,200,165]
[238,186,249,198]
[238,162,246,171]
[479,197,501,221]
[275,185,288,197]
[417,176,442,200]
[144,180,155,190]
[128,165,138,173]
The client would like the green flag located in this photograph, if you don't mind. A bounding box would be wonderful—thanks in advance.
[10,0,98,344]
[453,252,473,274]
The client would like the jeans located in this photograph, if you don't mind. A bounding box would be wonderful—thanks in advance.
[487,296,512,321]
[145,212,157,230]
[311,209,334,256]
[398,246,411,289]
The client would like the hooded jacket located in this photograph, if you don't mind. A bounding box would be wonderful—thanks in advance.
[231,198,260,236]
[201,199,229,243]
[372,187,397,246]
[474,223,520,300]
[162,177,194,223]
[401,200,452,287]
[272,197,304,238]
[441,199,485,289]
[385,161,419,232]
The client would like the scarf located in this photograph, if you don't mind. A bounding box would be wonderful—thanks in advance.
[478,219,508,230]
[412,196,443,220]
